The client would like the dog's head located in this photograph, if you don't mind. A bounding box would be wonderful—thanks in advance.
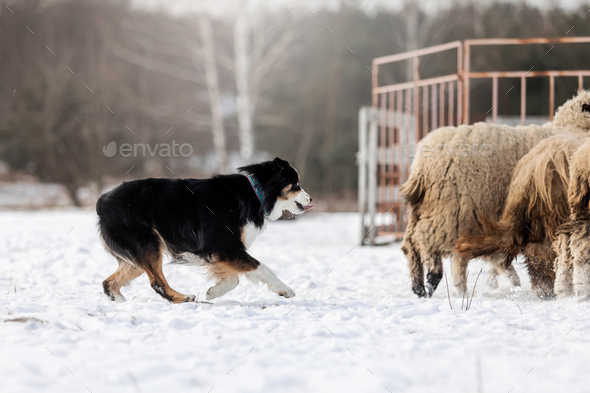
[239,157,314,220]
[553,90,590,131]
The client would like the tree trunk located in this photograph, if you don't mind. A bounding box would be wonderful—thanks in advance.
[234,1,255,163]
[198,14,228,173]
[66,183,82,207]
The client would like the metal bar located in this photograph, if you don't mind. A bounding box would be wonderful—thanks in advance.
[367,110,378,245]
[439,82,445,126]
[492,76,498,123]
[431,84,438,130]
[521,76,526,126]
[463,41,471,124]
[469,70,590,78]
[579,75,584,92]
[457,44,463,125]
[465,37,590,46]
[379,93,387,222]
[402,88,410,234]
[373,74,459,94]
[448,81,454,126]
[373,41,462,65]
[388,92,395,234]
[372,61,378,106]
[422,85,428,137]
[414,56,420,148]
[549,75,555,121]
[358,107,368,244]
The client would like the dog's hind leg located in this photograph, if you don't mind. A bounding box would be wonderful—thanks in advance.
[103,258,144,302]
[139,248,196,303]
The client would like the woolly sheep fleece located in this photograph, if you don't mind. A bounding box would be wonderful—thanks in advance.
[400,90,590,298]
[455,133,587,297]
[554,137,590,299]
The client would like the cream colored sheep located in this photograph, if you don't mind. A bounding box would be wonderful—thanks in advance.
[401,90,590,298]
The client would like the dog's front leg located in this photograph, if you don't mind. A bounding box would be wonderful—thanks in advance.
[245,263,295,298]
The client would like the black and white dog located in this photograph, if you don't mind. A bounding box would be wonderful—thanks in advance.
[97,158,313,303]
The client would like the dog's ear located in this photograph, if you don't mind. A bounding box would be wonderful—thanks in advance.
[273,157,289,169]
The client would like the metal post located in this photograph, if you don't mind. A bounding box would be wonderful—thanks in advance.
[358,107,368,244]
[367,109,378,245]
[520,76,526,126]
[492,76,498,123]
[463,41,470,124]
[549,74,555,121]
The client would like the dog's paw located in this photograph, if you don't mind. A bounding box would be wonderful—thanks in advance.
[183,294,197,302]
[277,285,295,298]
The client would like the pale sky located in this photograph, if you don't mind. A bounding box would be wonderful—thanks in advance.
[131,0,590,16]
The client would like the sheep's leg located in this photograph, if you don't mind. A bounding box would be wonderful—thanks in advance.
[451,253,468,294]
[402,232,427,298]
[487,264,500,289]
[573,256,590,298]
[523,243,556,299]
[504,263,521,288]
[554,232,573,299]
[425,253,443,297]
[488,256,521,288]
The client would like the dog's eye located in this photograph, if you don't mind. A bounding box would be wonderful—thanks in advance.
[583,104,590,113]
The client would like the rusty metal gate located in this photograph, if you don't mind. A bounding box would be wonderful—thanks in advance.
[359,37,590,245]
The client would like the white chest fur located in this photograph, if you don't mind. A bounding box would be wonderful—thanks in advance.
[243,221,266,248]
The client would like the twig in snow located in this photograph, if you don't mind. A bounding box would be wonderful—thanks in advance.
[467,269,483,311]
[444,273,453,310]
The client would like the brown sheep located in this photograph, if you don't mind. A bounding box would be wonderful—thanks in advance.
[402,90,590,298]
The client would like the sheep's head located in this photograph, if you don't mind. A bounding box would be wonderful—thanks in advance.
[553,90,590,131]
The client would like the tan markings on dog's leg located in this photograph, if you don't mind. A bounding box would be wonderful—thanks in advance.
[141,249,195,303]
[245,262,295,298]
[102,258,143,302]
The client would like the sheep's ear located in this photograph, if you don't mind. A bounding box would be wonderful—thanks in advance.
[582,103,590,113]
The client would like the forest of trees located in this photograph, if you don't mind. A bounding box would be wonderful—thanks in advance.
[1,0,590,205]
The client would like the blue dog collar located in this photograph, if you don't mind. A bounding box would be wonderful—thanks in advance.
[247,174,266,211]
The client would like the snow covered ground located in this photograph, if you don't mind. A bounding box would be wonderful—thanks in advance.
[2,210,590,393]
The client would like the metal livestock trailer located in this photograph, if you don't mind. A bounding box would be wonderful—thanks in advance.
[359,37,590,245]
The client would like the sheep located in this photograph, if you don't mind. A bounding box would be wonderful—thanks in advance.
[401,90,590,298]
[454,91,590,298]
[553,138,590,298]
[455,133,587,297]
